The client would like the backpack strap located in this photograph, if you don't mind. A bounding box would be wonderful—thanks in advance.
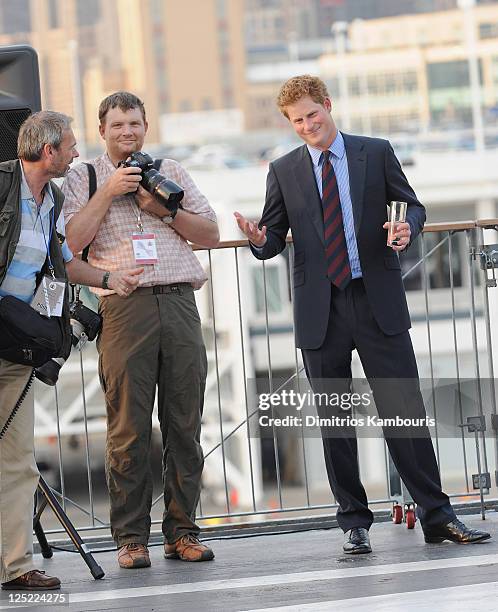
[81,163,97,263]
[85,162,97,198]
[50,182,64,223]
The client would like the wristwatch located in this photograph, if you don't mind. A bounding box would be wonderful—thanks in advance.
[161,208,179,225]
[102,271,111,290]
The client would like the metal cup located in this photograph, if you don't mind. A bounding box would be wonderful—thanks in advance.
[387,201,407,247]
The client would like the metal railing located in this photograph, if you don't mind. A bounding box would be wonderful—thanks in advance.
[33,218,498,538]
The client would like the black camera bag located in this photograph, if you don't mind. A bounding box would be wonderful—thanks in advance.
[0,295,63,366]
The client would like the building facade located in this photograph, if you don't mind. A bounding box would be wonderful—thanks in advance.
[246,3,498,135]
[0,0,246,147]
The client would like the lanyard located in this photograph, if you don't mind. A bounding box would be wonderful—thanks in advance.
[132,201,144,233]
[40,204,56,279]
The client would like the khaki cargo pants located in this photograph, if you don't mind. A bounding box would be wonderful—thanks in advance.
[0,360,37,583]
[98,284,207,546]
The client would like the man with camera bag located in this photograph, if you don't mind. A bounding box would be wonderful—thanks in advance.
[0,111,143,591]
[62,92,219,568]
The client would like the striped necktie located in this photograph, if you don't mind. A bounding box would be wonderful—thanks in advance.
[321,150,351,290]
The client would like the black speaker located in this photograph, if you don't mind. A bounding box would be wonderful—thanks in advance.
[0,45,41,162]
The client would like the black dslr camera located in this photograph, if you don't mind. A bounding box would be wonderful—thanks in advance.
[118,151,184,213]
[35,300,102,386]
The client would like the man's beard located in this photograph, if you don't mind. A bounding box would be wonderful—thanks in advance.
[51,164,69,179]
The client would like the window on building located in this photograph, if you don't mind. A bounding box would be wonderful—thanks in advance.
[428,60,483,90]
[215,0,227,18]
[299,10,311,39]
[0,0,30,34]
[76,0,100,27]
[479,22,498,39]
[325,77,339,97]
[48,0,59,28]
[403,72,418,92]
[367,74,379,95]
[274,16,284,37]
[385,74,396,94]
[429,99,473,128]
[348,76,360,97]
[151,0,163,23]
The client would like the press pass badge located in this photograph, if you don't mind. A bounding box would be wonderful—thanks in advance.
[31,276,65,317]
[132,233,158,264]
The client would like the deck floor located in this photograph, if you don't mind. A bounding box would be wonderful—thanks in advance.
[1,511,498,611]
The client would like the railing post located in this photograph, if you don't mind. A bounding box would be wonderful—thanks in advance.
[476,223,498,486]
[449,231,470,493]
[466,228,490,479]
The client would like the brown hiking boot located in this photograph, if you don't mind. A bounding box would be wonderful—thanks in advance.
[118,543,151,568]
[1,570,61,591]
[164,534,214,562]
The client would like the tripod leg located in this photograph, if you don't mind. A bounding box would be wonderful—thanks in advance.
[37,475,105,580]
[33,490,53,558]
[33,519,53,559]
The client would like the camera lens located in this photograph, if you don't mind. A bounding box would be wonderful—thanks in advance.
[144,171,184,208]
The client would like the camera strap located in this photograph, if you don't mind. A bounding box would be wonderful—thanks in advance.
[131,158,161,229]
[81,163,97,264]
[70,164,99,312]
[29,205,65,317]
[0,368,35,440]
[131,163,162,265]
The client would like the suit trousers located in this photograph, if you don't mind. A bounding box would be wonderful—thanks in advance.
[98,285,207,546]
[0,360,38,583]
[301,279,456,532]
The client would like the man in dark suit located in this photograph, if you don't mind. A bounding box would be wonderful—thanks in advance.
[235,75,490,554]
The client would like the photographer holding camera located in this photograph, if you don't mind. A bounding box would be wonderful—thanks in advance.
[0,111,143,591]
[62,92,219,568]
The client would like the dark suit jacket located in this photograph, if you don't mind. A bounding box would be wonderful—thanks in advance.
[250,133,426,350]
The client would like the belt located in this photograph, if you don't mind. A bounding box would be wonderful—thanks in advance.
[133,283,192,295]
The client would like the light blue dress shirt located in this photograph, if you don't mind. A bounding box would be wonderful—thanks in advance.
[0,162,73,303]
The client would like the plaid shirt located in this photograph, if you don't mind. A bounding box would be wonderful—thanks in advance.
[62,153,216,293]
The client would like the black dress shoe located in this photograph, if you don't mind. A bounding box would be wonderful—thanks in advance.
[424,518,491,544]
[343,527,372,554]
